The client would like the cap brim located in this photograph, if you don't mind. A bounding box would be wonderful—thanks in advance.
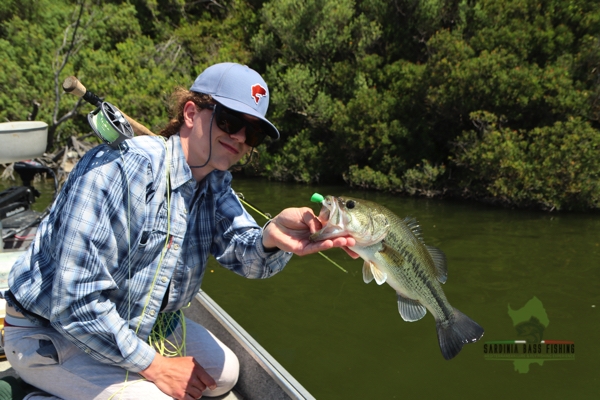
[213,96,280,141]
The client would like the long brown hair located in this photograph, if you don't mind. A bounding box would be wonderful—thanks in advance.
[158,88,214,138]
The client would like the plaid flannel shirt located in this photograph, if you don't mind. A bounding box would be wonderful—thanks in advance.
[5,134,291,372]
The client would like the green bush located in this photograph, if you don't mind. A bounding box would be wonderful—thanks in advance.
[259,129,324,183]
[402,160,446,197]
[345,165,403,192]
[452,111,600,210]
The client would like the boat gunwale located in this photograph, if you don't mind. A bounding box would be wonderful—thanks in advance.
[194,290,315,400]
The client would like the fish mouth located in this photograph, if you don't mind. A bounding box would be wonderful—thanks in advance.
[310,195,348,242]
[317,195,335,223]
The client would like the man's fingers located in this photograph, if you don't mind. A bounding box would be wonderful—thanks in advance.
[341,246,360,259]
[333,236,356,248]
[300,208,322,233]
[194,360,217,391]
[183,374,215,399]
[183,378,204,399]
[184,390,201,400]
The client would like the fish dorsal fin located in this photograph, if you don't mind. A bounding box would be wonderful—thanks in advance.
[397,294,427,322]
[362,261,374,284]
[369,262,387,285]
[403,217,423,242]
[425,245,448,284]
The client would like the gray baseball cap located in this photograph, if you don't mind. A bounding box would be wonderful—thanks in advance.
[190,63,279,141]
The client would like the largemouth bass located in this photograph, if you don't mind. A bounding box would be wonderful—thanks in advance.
[310,195,484,360]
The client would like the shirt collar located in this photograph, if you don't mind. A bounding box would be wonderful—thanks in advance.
[168,134,195,190]
[168,134,231,194]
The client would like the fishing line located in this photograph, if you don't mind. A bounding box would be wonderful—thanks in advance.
[81,87,188,398]
[235,193,347,273]
[107,380,148,400]
[115,137,188,397]
[148,310,187,357]
[131,138,187,351]
[117,146,133,324]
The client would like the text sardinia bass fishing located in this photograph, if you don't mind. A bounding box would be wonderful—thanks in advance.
[483,342,575,355]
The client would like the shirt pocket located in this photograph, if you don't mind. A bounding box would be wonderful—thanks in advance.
[138,201,169,251]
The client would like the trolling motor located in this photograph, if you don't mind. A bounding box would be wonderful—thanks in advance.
[0,160,59,248]
[62,77,137,148]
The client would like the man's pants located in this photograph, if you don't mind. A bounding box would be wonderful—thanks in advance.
[3,318,239,399]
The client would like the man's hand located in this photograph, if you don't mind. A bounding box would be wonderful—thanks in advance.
[262,207,355,256]
[140,353,217,399]
[341,246,361,259]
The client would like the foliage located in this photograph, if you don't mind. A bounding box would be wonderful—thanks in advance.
[258,129,324,182]
[453,111,600,210]
[251,0,600,210]
[345,165,403,192]
[0,0,258,149]
[1,0,599,210]
[402,160,447,197]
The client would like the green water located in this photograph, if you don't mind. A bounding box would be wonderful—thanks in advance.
[6,175,599,399]
[202,176,600,399]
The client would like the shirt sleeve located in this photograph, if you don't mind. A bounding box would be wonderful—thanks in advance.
[45,147,157,372]
[212,185,293,279]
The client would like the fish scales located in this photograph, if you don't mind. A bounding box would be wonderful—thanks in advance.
[386,222,455,323]
[310,195,484,360]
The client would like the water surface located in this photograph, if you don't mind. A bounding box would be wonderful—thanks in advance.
[203,176,599,399]
[6,174,598,399]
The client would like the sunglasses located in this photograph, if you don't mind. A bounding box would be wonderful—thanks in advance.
[203,103,267,147]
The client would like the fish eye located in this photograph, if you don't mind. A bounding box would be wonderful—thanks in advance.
[346,200,355,209]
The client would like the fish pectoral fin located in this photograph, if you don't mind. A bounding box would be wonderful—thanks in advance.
[362,261,374,284]
[425,245,448,284]
[397,294,427,322]
[378,243,405,266]
[370,263,387,285]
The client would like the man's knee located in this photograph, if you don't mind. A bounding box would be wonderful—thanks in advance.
[204,348,239,397]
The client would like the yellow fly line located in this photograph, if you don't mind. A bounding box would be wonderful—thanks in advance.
[236,193,347,274]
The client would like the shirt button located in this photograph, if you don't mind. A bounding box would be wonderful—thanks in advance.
[85,348,91,354]
[161,276,168,283]
[149,310,156,316]
[184,209,188,214]
[173,244,180,250]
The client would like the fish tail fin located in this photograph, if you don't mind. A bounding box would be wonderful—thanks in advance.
[436,308,484,360]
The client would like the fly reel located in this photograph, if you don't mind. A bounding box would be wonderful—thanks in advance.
[87,102,134,149]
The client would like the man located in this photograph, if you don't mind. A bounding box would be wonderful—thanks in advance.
[3,63,355,399]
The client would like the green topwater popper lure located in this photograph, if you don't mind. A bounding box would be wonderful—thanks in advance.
[311,193,325,204]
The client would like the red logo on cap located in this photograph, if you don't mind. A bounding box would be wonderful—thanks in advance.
[251,84,267,104]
